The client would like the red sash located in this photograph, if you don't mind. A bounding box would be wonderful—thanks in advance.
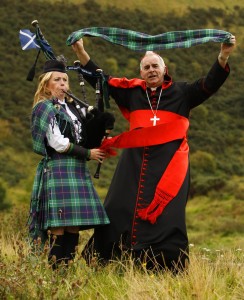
[100,111,189,224]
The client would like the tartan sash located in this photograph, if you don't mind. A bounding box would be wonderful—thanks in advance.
[31,99,75,156]
[66,27,232,50]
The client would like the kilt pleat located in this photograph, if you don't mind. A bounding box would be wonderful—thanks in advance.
[30,155,109,231]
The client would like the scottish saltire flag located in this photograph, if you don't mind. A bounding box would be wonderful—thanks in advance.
[19,29,40,50]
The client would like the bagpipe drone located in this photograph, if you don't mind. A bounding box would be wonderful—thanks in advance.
[19,20,115,179]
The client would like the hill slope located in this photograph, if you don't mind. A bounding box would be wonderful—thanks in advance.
[0,0,243,208]
[68,0,244,14]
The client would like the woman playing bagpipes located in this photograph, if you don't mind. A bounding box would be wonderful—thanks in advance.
[28,59,113,269]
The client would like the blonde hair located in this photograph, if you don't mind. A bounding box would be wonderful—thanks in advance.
[32,71,70,107]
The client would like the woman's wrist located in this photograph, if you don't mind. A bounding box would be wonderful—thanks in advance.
[87,149,91,159]
[65,143,89,159]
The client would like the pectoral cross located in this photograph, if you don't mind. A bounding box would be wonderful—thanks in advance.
[150,115,160,126]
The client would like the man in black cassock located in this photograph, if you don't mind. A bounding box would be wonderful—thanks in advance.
[72,36,236,272]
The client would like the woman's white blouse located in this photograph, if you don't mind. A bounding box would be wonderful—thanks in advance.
[46,101,84,152]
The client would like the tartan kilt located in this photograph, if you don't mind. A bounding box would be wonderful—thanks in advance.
[29,155,109,231]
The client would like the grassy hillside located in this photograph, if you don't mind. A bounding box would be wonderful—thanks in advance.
[67,0,244,14]
[0,205,243,299]
[0,1,243,298]
[0,0,243,246]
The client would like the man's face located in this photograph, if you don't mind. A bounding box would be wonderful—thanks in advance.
[140,54,165,88]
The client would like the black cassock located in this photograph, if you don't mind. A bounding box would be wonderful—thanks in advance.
[82,59,229,271]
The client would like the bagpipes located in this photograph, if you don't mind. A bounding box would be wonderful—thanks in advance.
[21,20,115,178]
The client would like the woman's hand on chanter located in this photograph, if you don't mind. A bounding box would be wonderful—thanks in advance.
[90,149,106,163]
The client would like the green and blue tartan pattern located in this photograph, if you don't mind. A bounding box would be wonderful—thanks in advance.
[32,100,55,156]
[30,155,109,229]
[29,100,109,241]
[66,27,233,51]
[31,100,74,156]
[47,156,109,227]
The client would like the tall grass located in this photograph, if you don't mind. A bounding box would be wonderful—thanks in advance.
[0,206,243,299]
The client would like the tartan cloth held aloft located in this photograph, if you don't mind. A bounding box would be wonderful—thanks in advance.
[66,27,233,51]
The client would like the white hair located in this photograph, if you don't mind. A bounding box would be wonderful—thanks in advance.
[140,51,165,70]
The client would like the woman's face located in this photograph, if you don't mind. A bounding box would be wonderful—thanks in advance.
[46,72,69,100]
